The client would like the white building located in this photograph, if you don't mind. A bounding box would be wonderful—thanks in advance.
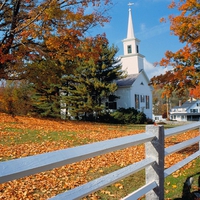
[170,99,200,121]
[112,6,153,119]
[152,114,166,122]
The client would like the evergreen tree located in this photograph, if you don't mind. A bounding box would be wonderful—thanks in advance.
[31,84,61,118]
[27,59,65,118]
[62,36,125,120]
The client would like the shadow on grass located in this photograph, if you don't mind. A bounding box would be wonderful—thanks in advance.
[174,172,200,200]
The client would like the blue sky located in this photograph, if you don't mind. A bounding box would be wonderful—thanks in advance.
[89,0,184,79]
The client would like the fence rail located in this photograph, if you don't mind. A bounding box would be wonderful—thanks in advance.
[0,122,200,199]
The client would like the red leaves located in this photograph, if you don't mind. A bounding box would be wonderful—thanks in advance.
[0,47,13,64]
[0,0,113,79]
[190,85,200,99]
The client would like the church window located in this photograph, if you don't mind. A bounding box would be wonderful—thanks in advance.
[105,102,117,109]
[135,94,140,109]
[109,95,115,102]
[106,95,117,109]
[141,95,145,102]
[146,95,150,109]
[127,45,132,54]
[136,45,139,53]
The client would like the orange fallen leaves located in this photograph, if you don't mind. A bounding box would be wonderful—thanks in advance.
[114,183,123,189]
[0,113,199,199]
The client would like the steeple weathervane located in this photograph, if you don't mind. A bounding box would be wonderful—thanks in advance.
[128,2,134,8]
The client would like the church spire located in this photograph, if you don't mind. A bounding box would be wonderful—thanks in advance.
[127,3,135,39]
[121,2,145,75]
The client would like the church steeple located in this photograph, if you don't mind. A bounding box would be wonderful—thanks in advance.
[127,6,135,39]
[121,4,145,75]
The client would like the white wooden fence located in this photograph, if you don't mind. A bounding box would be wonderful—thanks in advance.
[0,122,200,199]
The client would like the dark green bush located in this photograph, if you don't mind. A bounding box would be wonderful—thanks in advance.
[110,107,147,124]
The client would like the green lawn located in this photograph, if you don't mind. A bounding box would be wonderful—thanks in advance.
[83,158,200,200]
[164,158,200,200]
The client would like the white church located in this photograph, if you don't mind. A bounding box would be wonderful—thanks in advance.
[111,6,153,119]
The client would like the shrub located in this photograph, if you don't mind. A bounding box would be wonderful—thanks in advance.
[110,107,147,124]
[0,81,33,116]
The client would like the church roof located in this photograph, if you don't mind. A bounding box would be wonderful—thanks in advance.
[116,74,139,87]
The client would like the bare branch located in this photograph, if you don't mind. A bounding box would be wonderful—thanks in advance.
[0,0,7,10]
[14,0,54,34]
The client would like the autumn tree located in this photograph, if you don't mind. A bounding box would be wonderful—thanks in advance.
[190,85,200,99]
[152,86,189,115]
[150,0,200,98]
[0,80,33,115]
[0,0,112,80]
[62,35,124,120]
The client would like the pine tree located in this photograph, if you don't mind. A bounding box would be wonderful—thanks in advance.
[31,84,61,118]
[62,36,124,120]
[27,59,64,118]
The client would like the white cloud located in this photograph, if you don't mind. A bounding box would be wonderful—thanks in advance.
[136,22,170,40]
[140,23,146,32]
[144,58,172,79]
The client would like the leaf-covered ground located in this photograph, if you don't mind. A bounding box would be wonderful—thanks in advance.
[0,113,199,199]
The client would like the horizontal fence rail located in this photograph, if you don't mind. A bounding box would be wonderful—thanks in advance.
[165,121,200,137]
[50,158,155,200]
[165,136,200,156]
[0,122,200,200]
[164,150,200,178]
[123,181,158,200]
[0,132,155,184]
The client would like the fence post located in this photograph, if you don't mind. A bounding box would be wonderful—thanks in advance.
[145,125,165,200]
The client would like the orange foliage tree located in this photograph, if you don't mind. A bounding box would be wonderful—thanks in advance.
[0,0,112,80]
[190,85,200,99]
[150,0,200,98]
